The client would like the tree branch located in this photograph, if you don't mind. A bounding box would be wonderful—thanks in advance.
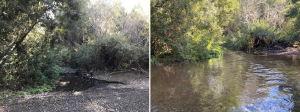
[15,21,38,51]
[154,0,167,8]
[0,21,38,67]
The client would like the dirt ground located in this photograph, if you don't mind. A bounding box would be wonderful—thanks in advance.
[254,47,300,55]
[0,71,149,112]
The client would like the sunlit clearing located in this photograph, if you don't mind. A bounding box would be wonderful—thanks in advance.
[59,81,70,86]
[72,91,82,96]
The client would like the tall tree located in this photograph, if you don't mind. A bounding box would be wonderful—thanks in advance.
[0,0,87,67]
[151,0,238,60]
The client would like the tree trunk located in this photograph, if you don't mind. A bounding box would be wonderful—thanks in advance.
[0,21,38,67]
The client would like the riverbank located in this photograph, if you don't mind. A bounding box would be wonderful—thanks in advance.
[254,46,300,55]
[153,45,300,67]
[0,71,149,112]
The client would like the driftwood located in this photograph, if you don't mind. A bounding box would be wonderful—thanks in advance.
[293,45,300,48]
[61,67,77,74]
[105,69,134,75]
[105,67,148,75]
[60,67,94,81]
[77,69,94,81]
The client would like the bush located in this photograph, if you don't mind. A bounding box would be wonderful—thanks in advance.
[151,56,158,65]
[97,34,149,70]
[0,35,63,90]
[223,19,300,51]
[151,32,223,63]
[68,33,149,71]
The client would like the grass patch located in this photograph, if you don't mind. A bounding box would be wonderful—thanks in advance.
[0,84,54,99]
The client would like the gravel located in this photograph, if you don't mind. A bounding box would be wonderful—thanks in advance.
[0,72,149,112]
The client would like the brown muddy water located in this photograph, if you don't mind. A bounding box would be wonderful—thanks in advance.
[151,50,300,111]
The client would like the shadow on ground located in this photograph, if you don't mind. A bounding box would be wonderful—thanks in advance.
[0,72,149,112]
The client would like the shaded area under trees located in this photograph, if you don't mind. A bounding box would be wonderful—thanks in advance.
[0,0,149,94]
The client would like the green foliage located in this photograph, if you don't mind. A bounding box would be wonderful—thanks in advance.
[70,33,149,70]
[251,20,276,38]
[224,16,299,51]
[276,22,299,45]
[2,84,52,97]
[71,43,94,70]
[151,56,159,65]
[0,0,87,92]
[66,1,149,70]
[220,0,300,51]
[23,85,52,94]
[58,47,72,66]
[151,0,237,62]
[1,0,149,96]
[223,28,249,50]
[99,35,146,69]
[0,33,63,89]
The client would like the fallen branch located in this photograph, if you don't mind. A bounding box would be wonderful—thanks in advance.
[293,45,300,48]
[105,69,133,75]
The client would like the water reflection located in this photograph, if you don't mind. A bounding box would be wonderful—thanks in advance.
[54,76,95,91]
[151,50,300,111]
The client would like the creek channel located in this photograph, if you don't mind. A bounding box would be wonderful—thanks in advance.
[54,76,95,91]
[151,49,300,111]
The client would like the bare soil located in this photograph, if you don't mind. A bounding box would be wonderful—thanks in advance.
[254,46,300,55]
[0,71,149,112]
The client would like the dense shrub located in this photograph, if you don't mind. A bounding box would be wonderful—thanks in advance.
[151,0,237,63]
[223,19,299,51]
[69,34,149,71]
[0,37,63,90]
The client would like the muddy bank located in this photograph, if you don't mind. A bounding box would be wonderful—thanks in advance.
[0,71,149,112]
[254,46,300,55]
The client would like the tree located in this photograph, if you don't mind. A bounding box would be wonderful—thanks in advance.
[0,0,88,89]
[80,0,149,70]
[0,0,88,67]
[151,0,238,61]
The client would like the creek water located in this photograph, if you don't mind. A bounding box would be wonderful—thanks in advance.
[151,49,300,111]
[54,76,95,91]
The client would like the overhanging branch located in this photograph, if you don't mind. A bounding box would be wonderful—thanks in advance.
[0,21,38,67]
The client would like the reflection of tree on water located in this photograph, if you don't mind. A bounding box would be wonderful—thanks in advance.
[190,54,245,111]
[151,64,196,111]
[152,51,300,111]
[152,52,245,111]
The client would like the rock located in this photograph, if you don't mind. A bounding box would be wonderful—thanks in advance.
[108,109,115,112]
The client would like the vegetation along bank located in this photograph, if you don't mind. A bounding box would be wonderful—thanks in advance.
[0,0,149,97]
[151,0,300,64]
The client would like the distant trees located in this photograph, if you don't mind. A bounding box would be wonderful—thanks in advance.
[223,0,300,51]
[238,0,284,27]
[71,0,149,71]
[285,0,300,30]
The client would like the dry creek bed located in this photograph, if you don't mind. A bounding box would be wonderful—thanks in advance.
[0,71,149,112]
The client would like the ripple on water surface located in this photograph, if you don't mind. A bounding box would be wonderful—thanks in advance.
[151,51,300,111]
